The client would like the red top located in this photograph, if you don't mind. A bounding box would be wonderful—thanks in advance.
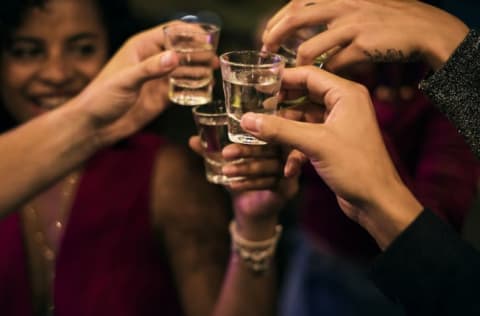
[300,92,479,260]
[0,134,184,316]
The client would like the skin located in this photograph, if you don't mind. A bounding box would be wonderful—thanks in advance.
[261,0,469,71]
[0,1,290,315]
[240,67,424,250]
[0,25,180,217]
[254,1,474,249]
[0,2,110,271]
[0,0,108,122]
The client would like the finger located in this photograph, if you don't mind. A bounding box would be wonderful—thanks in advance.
[281,66,325,90]
[278,101,326,123]
[240,113,325,160]
[284,149,308,178]
[188,135,204,156]
[263,1,292,36]
[282,66,358,112]
[212,55,220,69]
[296,26,355,66]
[323,44,369,72]
[222,143,279,160]
[223,159,282,178]
[126,23,173,60]
[265,0,333,33]
[227,177,280,191]
[263,3,341,52]
[120,50,179,90]
[278,105,306,121]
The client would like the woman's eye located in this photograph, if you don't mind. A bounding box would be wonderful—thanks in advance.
[8,46,43,60]
[71,44,97,57]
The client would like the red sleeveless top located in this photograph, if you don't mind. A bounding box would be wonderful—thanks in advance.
[0,134,184,316]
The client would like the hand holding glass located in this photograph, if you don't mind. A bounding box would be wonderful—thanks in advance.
[220,51,285,145]
[163,22,220,106]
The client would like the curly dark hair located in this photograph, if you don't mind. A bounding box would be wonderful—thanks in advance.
[0,0,138,55]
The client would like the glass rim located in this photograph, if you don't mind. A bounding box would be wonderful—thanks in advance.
[219,50,285,68]
[163,21,220,35]
[192,102,227,117]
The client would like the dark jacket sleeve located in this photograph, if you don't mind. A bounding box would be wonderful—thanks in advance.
[419,29,480,159]
[370,210,480,315]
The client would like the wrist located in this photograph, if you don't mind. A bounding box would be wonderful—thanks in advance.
[363,180,423,250]
[423,23,469,70]
[56,99,102,152]
[230,220,282,273]
[67,92,108,151]
[234,214,278,241]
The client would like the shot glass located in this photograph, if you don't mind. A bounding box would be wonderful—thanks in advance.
[277,25,328,107]
[278,24,328,68]
[163,22,220,106]
[192,101,245,184]
[220,50,285,145]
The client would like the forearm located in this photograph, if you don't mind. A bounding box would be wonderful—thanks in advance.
[0,98,99,216]
[213,217,278,316]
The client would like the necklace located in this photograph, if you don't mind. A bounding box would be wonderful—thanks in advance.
[24,172,80,316]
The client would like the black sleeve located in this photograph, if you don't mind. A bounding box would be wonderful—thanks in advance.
[370,209,480,315]
[419,29,480,159]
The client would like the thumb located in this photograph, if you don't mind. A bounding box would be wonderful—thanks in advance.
[284,149,308,178]
[122,50,179,89]
[240,112,325,159]
[188,135,204,157]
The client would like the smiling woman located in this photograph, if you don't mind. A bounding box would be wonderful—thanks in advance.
[0,0,138,126]
[0,1,190,316]
[1,0,109,123]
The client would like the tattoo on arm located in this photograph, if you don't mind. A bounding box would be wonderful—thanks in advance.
[363,49,421,63]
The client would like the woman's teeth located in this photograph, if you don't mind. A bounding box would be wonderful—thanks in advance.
[37,97,70,109]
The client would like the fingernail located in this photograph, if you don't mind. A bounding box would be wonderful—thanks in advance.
[160,50,176,68]
[284,161,292,177]
[241,113,261,133]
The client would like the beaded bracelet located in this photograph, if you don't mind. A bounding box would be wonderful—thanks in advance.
[229,221,283,273]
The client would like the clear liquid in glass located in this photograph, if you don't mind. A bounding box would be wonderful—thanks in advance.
[223,70,280,145]
[197,115,244,184]
[169,45,214,106]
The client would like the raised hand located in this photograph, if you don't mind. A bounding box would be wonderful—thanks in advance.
[239,66,423,249]
[262,0,468,71]
[189,136,299,238]
[74,23,180,146]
